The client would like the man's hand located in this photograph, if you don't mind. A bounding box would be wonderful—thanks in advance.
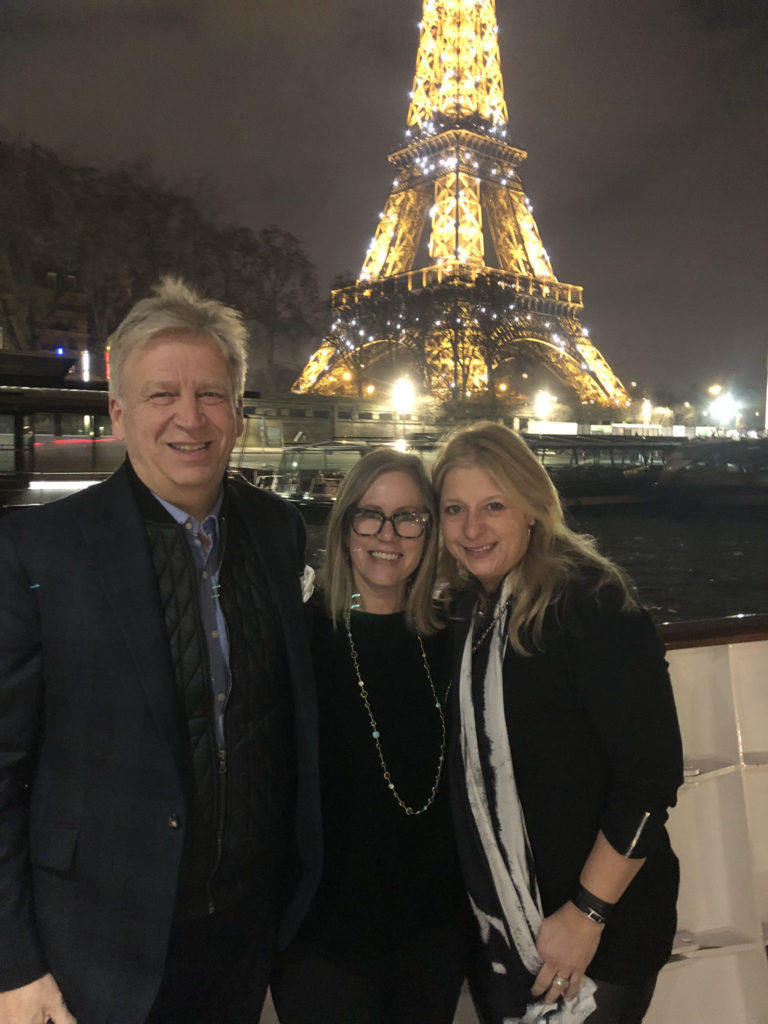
[0,973,76,1024]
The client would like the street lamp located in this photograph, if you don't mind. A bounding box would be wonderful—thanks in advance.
[533,390,554,420]
[708,393,739,431]
[392,377,415,439]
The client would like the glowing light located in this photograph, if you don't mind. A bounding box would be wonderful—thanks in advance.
[34,437,118,447]
[533,391,554,420]
[708,393,739,426]
[29,479,101,492]
[392,377,415,416]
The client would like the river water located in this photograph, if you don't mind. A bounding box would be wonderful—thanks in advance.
[305,505,768,625]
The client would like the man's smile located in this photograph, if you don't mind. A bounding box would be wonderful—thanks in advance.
[168,442,211,452]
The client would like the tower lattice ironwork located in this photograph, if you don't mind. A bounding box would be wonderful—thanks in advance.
[294,0,629,409]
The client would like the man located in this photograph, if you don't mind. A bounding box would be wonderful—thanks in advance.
[0,279,320,1023]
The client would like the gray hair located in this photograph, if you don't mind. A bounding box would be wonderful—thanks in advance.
[107,277,248,400]
[431,421,636,654]
[321,447,443,635]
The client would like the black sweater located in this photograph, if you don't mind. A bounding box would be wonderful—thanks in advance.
[294,605,470,957]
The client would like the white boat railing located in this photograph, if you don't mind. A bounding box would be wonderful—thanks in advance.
[645,613,768,1024]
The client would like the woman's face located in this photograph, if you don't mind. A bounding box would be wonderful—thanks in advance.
[347,470,428,613]
[440,465,535,593]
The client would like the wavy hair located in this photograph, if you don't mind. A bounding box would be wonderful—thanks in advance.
[321,447,442,634]
[431,422,636,654]
[107,277,247,401]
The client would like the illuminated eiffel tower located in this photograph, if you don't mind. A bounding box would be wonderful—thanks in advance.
[294,0,629,409]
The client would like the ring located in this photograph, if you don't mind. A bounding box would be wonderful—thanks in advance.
[554,976,569,988]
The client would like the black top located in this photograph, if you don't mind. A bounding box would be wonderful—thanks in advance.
[452,576,683,1000]
[295,603,470,957]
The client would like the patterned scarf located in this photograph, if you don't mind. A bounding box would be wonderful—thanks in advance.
[458,575,597,1023]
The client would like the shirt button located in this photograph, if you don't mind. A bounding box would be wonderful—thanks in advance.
[168,814,181,830]
[217,693,226,702]
[202,571,208,579]
[211,629,219,638]
[184,522,192,531]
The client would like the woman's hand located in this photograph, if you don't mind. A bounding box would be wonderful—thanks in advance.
[530,831,645,1003]
[0,973,77,1024]
[530,901,603,1004]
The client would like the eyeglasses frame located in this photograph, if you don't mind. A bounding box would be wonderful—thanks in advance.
[350,508,431,539]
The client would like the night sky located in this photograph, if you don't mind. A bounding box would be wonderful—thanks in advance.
[1,0,766,399]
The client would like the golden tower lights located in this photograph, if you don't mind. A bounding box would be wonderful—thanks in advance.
[294,0,629,409]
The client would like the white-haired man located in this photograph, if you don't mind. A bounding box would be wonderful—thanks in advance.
[0,280,320,1023]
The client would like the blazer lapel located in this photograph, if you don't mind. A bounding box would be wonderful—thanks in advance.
[78,468,186,770]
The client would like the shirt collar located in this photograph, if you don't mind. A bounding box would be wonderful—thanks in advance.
[152,490,224,537]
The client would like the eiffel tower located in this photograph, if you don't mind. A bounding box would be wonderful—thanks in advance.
[294,0,629,409]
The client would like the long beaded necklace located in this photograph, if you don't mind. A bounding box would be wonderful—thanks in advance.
[345,609,447,817]
[472,596,512,653]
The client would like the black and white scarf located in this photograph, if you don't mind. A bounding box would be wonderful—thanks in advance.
[458,575,597,1023]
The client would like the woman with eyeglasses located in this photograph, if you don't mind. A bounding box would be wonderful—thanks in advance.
[271,448,472,1023]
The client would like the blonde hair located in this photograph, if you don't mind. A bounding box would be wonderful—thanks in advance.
[431,422,636,654]
[108,277,247,401]
[321,447,442,635]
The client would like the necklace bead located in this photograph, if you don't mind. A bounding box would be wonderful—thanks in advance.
[346,614,448,817]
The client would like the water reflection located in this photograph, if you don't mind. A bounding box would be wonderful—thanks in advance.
[306,505,768,624]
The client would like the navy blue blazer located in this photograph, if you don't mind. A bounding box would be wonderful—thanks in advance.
[0,464,321,1023]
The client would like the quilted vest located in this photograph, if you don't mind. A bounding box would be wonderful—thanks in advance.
[142,488,295,922]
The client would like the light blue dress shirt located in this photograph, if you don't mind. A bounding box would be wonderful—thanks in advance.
[153,491,231,745]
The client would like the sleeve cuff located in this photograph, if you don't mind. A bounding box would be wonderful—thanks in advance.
[601,802,670,859]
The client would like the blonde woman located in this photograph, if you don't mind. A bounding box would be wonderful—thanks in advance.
[432,423,682,1024]
[272,448,472,1023]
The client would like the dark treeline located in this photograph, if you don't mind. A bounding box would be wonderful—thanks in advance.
[0,137,321,389]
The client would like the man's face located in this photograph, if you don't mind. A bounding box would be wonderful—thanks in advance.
[109,332,244,519]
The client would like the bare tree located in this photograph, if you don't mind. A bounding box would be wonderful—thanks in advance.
[0,141,322,384]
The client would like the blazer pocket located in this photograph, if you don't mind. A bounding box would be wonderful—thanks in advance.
[29,824,79,871]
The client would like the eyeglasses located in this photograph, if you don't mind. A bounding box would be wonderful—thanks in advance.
[351,508,430,539]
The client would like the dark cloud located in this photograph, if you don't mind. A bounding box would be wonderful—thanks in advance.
[0,0,765,396]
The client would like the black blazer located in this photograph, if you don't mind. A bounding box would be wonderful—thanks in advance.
[0,465,321,1023]
[449,578,683,988]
